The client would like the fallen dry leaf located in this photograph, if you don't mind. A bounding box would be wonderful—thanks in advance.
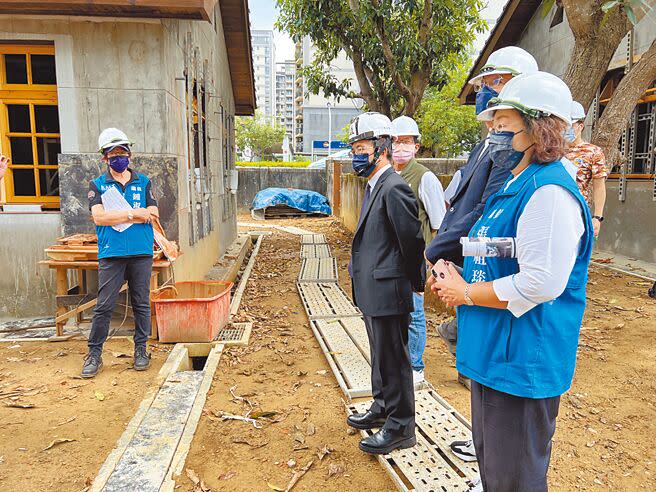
[111,352,130,358]
[317,445,333,461]
[94,391,105,401]
[267,482,285,491]
[219,471,236,480]
[284,459,314,491]
[43,438,75,451]
[328,462,346,478]
[186,468,210,492]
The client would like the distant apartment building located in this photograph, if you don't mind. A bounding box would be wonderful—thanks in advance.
[252,30,275,121]
[275,60,296,138]
[298,36,362,154]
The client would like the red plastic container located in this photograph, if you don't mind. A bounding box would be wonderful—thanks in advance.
[152,281,233,343]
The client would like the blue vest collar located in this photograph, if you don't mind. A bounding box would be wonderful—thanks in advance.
[104,168,139,185]
[496,163,549,198]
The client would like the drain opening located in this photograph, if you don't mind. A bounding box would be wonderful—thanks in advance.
[190,356,208,371]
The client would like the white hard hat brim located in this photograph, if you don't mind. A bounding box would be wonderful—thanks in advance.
[468,68,516,86]
[98,139,132,153]
[477,103,572,126]
[476,103,516,121]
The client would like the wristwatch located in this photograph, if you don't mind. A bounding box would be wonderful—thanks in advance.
[127,211,134,221]
[464,284,475,306]
[593,215,604,222]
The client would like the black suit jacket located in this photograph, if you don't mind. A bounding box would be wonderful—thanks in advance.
[351,167,426,317]
[425,139,510,266]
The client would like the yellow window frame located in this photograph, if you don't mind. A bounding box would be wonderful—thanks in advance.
[0,44,59,207]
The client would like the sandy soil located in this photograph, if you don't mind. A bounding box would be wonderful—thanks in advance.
[2,216,653,491]
[0,338,169,491]
[179,216,656,492]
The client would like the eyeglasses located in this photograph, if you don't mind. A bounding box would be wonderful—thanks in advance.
[473,76,505,93]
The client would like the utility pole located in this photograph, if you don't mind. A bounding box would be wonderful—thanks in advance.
[327,101,332,157]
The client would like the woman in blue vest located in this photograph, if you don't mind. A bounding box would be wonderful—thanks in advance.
[432,71,594,492]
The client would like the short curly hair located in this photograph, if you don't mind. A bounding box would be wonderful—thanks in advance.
[522,114,569,164]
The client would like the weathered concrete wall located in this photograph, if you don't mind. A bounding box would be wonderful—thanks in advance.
[0,212,60,320]
[0,12,240,315]
[597,180,656,264]
[237,167,328,211]
[339,171,458,233]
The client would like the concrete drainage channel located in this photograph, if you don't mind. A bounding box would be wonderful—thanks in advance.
[91,233,262,492]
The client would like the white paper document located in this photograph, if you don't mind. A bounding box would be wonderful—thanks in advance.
[101,186,133,232]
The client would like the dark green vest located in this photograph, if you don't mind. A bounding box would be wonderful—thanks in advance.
[400,158,434,246]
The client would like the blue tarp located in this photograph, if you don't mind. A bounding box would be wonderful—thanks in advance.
[252,188,332,215]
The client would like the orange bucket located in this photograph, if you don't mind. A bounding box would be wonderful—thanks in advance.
[152,281,233,343]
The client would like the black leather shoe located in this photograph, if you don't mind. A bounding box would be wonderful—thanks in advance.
[359,428,416,455]
[347,410,387,430]
[81,353,103,379]
[134,345,151,371]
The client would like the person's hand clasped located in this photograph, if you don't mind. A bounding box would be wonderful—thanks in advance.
[431,262,469,307]
[132,208,152,224]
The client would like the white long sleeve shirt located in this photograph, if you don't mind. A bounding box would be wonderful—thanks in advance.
[492,176,585,318]
[418,172,447,230]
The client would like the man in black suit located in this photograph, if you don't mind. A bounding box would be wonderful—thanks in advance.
[345,112,426,455]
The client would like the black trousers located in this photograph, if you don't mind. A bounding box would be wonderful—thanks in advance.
[88,256,153,355]
[471,380,560,492]
[364,314,415,435]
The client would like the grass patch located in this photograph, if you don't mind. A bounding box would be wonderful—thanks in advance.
[236,161,311,168]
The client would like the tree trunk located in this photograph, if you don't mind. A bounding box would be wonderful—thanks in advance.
[561,0,633,110]
[592,39,656,169]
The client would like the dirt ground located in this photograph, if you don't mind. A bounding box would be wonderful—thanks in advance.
[0,338,170,491]
[1,216,654,491]
[179,216,656,492]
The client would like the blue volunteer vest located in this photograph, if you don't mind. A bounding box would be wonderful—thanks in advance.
[93,172,154,259]
[456,161,594,399]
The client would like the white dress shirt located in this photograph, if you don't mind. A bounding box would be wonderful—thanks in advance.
[492,170,585,318]
[444,169,462,205]
[418,172,447,230]
[368,164,391,191]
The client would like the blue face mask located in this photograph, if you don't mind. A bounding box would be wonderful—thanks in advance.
[475,85,499,115]
[489,130,530,170]
[351,152,377,178]
[564,127,576,143]
[108,155,130,173]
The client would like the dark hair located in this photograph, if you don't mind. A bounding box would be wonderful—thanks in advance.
[522,115,569,164]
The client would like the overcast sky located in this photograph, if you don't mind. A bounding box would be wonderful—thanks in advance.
[248,0,509,63]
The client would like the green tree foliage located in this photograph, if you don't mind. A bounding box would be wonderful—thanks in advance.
[276,0,486,118]
[415,63,480,158]
[235,111,286,161]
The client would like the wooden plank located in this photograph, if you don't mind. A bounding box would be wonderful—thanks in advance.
[40,260,171,269]
[54,269,68,337]
[0,0,215,20]
[55,283,127,324]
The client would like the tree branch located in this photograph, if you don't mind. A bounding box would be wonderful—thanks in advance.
[370,0,412,100]
[417,0,433,48]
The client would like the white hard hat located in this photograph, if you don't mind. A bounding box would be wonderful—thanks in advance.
[348,112,392,144]
[477,71,573,125]
[391,115,421,139]
[571,101,586,122]
[469,46,539,86]
[98,128,132,153]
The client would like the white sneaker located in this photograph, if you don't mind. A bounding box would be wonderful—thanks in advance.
[469,476,483,492]
[450,439,477,462]
[412,369,425,387]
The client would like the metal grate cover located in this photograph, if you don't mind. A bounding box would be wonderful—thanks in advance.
[298,257,339,283]
[300,243,332,259]
[301,234,327,244]
[297,282,361,319]
[313,319,371,398]
[215,322,252,346]
[349,390,478,491]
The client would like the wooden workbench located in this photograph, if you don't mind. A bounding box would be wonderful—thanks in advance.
[39,259,171,339]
